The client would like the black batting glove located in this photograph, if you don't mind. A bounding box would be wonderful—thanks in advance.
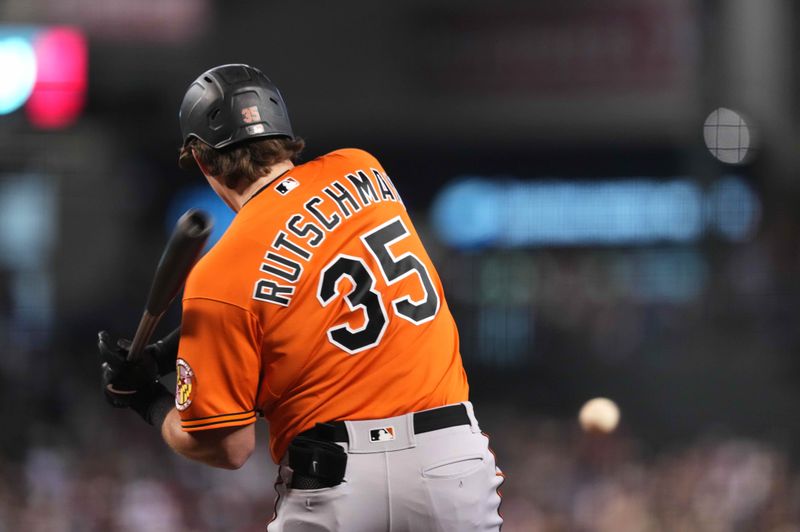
[98,331,174,427]
[111,327,181,377]
[98,331,158,405]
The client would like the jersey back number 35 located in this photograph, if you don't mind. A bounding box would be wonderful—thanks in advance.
[316,216,440,354]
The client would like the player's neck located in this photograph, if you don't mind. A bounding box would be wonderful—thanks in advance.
[230,160,296,212]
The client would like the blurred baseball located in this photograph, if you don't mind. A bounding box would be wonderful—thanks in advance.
[579,397,620,433]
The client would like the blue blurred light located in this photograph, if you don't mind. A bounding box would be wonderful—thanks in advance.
[431,178,502,249]
[0,174,57,347]
[0,175,56,269]
[165,186,235,251]
[0,36,36,114]
[431,176,758,249]
[707,176,760,241]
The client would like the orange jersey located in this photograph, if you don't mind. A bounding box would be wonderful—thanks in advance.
[175,148,469,462]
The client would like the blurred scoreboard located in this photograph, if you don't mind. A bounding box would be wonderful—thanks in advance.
[427,174,760,367]
[432,176,759,248]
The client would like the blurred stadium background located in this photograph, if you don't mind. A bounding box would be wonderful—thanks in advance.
[1,0,800,530]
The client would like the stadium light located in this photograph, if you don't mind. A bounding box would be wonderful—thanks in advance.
[0,25,87,128]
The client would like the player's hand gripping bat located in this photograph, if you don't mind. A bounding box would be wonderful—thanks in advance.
[106,209,212,393]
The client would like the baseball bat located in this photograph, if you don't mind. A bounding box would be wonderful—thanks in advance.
[127,209,212,364]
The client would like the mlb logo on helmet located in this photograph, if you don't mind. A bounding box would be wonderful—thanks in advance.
[370,426,396,442]
[246,124,265,135]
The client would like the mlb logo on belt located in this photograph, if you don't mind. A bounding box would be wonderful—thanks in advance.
[275,176,299,195]
[370,426,396,442]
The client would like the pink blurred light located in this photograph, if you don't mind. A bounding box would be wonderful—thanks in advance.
[25,27,88,129]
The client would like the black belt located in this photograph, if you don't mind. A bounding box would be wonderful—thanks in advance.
[297,404,470,443]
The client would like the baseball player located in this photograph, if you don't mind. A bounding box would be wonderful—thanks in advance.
[98,63,503,531]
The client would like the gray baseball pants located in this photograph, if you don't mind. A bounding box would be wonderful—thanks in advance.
[267,402,503,531]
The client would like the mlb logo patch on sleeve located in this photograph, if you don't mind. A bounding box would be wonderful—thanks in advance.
[275,176,299,195]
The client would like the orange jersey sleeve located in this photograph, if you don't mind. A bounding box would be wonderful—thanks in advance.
[175,297,262,431]
[175,148,469,462]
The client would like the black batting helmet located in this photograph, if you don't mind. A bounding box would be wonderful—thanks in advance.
[178,64,294,169]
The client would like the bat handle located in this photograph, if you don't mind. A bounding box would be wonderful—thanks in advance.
[127,310,162,364]
[105,311,162,395]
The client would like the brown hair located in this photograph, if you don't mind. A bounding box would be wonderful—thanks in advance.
[180,136,305,190]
